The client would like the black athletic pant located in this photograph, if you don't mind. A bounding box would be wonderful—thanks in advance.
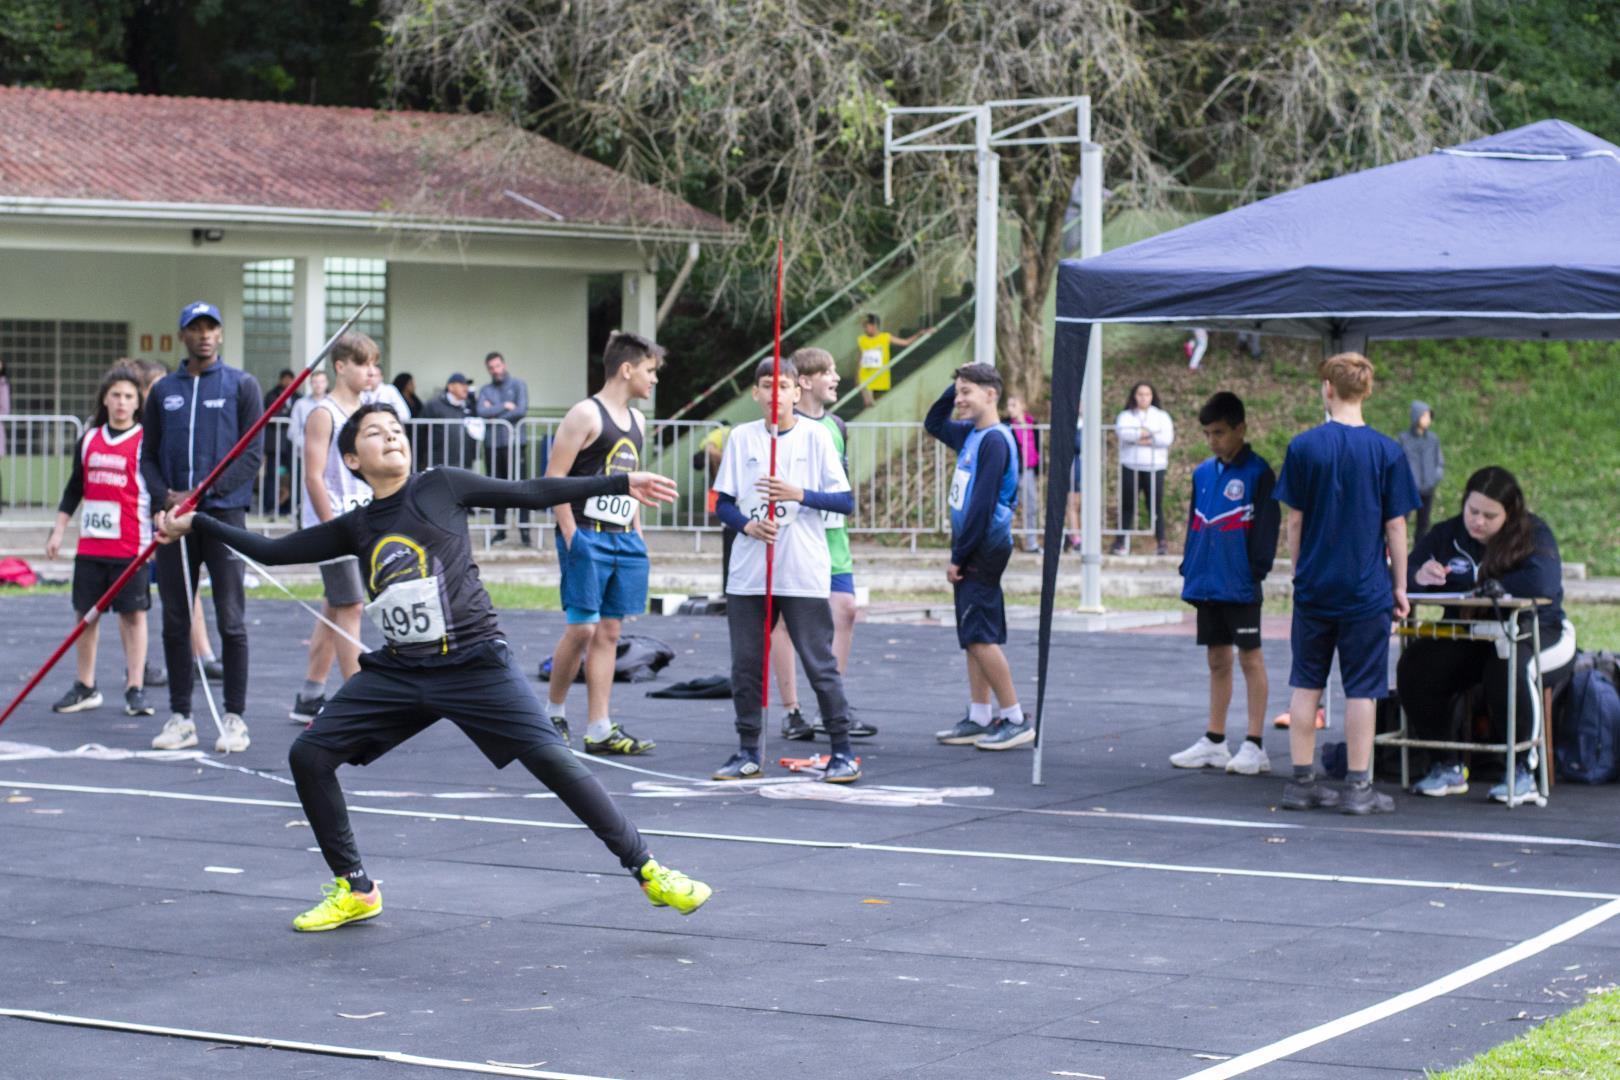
[1413,490,1436,543]
[1119,467,1166,542]
[156,506,248,716]
[1396,623,1554,767]
[484,441,530,543]
[288,643,649,881]
[727,593,849,750]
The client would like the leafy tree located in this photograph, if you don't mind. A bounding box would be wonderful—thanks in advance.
[0,0,138,90]
[1470,0,1620,141]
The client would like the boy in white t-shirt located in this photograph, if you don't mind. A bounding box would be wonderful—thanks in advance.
[712,358,861,783]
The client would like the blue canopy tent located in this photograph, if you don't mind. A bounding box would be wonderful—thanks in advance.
[1034,119,1620,770]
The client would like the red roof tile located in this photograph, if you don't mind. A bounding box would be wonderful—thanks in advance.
[0,87,726,235]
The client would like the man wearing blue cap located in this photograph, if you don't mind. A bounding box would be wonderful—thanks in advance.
[140,301,264,753]
[422,372,478,469]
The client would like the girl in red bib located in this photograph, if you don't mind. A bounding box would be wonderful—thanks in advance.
[45,368,155,717]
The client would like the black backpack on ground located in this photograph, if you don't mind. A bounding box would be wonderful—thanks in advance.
[1554,651,1620,784]
[538,635,676,684]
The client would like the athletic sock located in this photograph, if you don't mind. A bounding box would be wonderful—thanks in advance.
[968,701,993,724]
[1346,768,1371,788]
[343,867,374,895]
[1001,703,1025,726]
[1292,764,1315,783]
[1245,735,1263,748]
[1205,730,1226,745]
[830,738,854,759]
[586,718,613,743]
[301,679,324,700]
[546,701,566,720]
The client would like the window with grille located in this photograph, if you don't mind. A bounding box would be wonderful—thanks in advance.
[0,318,130,429]
[324,258,387,349]
[242,259,295,379]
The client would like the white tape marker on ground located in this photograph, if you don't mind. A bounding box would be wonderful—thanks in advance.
[0,1007,620,1080]
[1175,896,1620,1080]
[3,779,1615,902]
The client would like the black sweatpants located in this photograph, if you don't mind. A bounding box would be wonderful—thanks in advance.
[288,641,648,880]
[156,507,248,716]
[1413,490,1436,543]
[1396,624,1556,767]
[727,593,849,750]
[1119,467,1167,541]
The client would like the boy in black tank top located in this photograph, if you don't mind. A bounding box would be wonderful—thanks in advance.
[156,404,711,930]
[544,332,664,755]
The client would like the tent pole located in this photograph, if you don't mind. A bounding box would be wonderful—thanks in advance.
[974,105,998,367]
[1079,140,1106,613]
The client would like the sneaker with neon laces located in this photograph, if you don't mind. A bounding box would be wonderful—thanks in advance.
[215,712,250,753]
[975,717,1035,751]
[292,877,383,932]
[152,713,197,750]
[124,686,154,717]
[1489,764,1536,804]
[1170,735,1231,769]
[583,723,654,755]
[1412,762,1468,797]
[821,752,862,783]
[936,717,992,745]
[712,749,762,781]
[551,716,571,745]
[781,709,815,741]
[639,859,712,915]
[51,682,102,714]
[1224,741,1271,775]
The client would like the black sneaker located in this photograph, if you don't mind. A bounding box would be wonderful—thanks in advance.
[781,709,815,741]
[1280,781,1341,811]
[124,686,154,716]
[821,752,862,784]
[1340,783,1395,815]
[51,681,103,713]
[202,658,225,682]
[712,750,763,781]
[144,662,168,688]
[550,716,571,745]
[814,709,877,738]
[289,693,326,724]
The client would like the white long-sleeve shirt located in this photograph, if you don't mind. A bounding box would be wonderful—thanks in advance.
[1116,406,1174,471]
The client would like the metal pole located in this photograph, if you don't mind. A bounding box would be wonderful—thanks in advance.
[1079,140,1105,612]
[974,105,998,368]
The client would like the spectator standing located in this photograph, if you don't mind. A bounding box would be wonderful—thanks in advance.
[1112,382,1174,556]
[477,351,531,544]
[694,420,733,593]
[856,313,932,409]
[289,370,328,458]
[393,372,423,418]
[1005,393,1042,554]
[363,364,412,419]
[1063,403,1084,553]
[1397,400,1444,542]
[262,368,298,515]
[421,372,477,469]
[142,301,262,754]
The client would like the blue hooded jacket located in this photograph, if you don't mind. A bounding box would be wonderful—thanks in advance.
[1179,446,1280,605]
[140,360,265,512]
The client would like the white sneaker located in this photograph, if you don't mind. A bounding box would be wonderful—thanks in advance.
[152,714,197,750]
[1225,740,1272,775]
[215,712,251,754]
[1169,735,1230,769]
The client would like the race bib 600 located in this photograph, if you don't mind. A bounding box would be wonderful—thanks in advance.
[584,492,636,528]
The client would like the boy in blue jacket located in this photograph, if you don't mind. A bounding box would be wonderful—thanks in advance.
[925,363,1029,750]
[1172,393,1280,776]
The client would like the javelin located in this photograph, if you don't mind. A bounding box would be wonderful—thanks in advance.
[0,302,371,729]
[761,239,784,710]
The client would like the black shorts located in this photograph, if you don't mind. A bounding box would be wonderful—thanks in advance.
[1195,602,1262,651]
[954,542,1012,648]
[295,640,564,769]
[72,556,151,615]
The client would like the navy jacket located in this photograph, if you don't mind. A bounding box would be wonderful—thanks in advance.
[1179,446,1280,605]
[141,360,264,512]
[923,385,1017,565]
[1408,513,1565,641]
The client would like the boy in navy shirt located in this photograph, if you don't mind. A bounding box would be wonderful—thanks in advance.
[1274,353,1420,814]
[1172,392,1280,776]
[925,363,1029,750]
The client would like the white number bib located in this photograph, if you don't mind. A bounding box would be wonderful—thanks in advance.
[584,492,636,528]
[330,491,371,516]
[365,576,448,645]
[819,508,846,529]
[859,347,884,370]
[80,500,122,539]
[948,468,970,512]
[738,490,799,530]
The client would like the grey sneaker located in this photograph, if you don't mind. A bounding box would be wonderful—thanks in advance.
[1281,781,1341,810]
[975,718,1035,751]
[124,686,154,717]
[936,717,992,745]
[51,681,103,714]
[215,712,251,753]
[152,713,197,750]
[1340,783,1395,815]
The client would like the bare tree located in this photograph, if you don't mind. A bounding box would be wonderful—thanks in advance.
[379,0,1494,406]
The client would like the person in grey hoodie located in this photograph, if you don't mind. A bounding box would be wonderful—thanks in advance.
[1397,400,1444,541]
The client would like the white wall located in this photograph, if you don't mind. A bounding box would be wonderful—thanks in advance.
[388,263,588,413]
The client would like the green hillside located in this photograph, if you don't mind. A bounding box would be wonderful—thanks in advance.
[1093,333,1620,575]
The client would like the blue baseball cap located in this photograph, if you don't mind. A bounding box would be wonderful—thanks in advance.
[446,372,472,385]
[179,300,222,329]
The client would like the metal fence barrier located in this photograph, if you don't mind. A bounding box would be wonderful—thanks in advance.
[0,415,86,524]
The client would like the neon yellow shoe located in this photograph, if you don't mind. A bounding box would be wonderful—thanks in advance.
[292,877,383,932]
[639,859,711,915]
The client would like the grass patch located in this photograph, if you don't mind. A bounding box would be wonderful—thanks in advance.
[1428,987,1620,1079]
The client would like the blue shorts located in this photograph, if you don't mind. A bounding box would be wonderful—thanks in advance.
[1289,610,1392,700]
[953,543,1012,648]
[558,528,649,623]
[830,572,856,595]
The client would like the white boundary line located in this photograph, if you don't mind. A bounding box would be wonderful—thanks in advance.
[1175,897,1620,1080]
[4,779,1616,902]
[0,1007,619,1080]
